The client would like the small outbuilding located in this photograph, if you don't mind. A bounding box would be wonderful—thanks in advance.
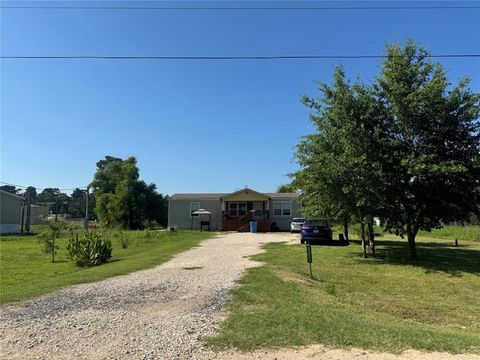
[0,189,25,234]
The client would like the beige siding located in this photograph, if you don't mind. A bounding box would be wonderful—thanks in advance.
[0,191,23,233]
[168,199,223,230]
[270,198,302,231]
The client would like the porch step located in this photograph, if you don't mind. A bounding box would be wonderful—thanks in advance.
[238,220,271,232]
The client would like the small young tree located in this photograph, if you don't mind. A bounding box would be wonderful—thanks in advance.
[37,218,66,262]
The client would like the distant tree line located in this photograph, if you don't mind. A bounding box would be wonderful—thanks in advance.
[291,40,480,259]
[1,155,168,229]
[1,184,94,219]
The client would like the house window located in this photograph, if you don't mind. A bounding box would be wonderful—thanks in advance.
[273,201,291,216]
[190,202,200,216]
[228,202,247,217]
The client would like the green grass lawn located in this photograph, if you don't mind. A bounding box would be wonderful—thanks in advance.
[208,233,480,354]
[0,229,213,304]
[417,226,480,243]
[333,224,480,243]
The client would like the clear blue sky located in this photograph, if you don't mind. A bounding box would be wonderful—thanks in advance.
[1,1,479,195]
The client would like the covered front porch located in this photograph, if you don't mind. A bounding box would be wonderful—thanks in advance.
[221,189,271,232]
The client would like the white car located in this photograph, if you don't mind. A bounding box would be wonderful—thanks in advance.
[290,217,306,233]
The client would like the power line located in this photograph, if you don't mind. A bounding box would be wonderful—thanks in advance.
[0,181,88,191]
[1,54,480,61]
[2,5,480,10]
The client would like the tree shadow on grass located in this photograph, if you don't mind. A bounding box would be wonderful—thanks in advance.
[306,239,350,247]
[349,239,480,276]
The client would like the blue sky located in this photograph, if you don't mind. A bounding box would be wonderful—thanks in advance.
[1,1,479,195]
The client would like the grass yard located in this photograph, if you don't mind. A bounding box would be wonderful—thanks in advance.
[417,226,480,243]
[333,224,480,243]
[208,233,480,354]
[0,229,213,304]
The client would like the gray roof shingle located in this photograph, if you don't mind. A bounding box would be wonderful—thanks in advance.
[169,192,298,200]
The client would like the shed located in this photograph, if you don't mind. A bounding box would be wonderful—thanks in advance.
[0,190,25,234]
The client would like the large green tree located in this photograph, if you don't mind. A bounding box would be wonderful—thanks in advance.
[37,188,70,214]
[68,188,95,219]
[0,185,20,194]
[375,41,480,258]
[294,67,384,256]
[276,183,296,193]
[24,186,37,202]
[91,156,167,229]
[294,40,480,259]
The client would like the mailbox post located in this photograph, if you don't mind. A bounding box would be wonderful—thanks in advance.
[306,242,313,278]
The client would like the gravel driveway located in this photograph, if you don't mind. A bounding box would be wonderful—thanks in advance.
[2,232,477,360]
[0,232,295,360]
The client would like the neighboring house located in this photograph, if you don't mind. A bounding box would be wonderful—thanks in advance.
[168,188,301,232]
[28,204,50,225]
[0,189,24,234]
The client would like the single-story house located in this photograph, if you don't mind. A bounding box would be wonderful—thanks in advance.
[168,188,301,232]
[27,204,50,225]
[0,189,25,234]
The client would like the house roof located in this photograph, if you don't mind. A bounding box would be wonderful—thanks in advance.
[0,189,25,201]
[265,192,299,199]
[169,189,299,201]
[169,193,226,200]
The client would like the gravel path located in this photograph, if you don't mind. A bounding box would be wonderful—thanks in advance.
[1,232,477,360]
[0,232,296,360]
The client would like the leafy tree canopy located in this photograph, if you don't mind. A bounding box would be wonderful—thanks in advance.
[91,156,167,229]
[276,183,297,193]
[0,185,20,194]
[293,39,480,258]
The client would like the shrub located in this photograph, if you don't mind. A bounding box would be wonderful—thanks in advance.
[66,231,112,267]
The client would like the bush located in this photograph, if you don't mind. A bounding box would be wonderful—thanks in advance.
[66,231,112,267]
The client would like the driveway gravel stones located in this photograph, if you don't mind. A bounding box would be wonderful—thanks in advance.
[0,232,294,360]
[1,232,477,360]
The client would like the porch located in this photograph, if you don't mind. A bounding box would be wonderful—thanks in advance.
[220,189,271,232]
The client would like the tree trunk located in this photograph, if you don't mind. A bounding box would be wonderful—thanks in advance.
[343,216,349,242]
[360,221,367,258]
[406,224,418,259]
[368,218,376,257]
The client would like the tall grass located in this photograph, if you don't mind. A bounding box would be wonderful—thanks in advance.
[333,224,479,242]
[417,226,480,242]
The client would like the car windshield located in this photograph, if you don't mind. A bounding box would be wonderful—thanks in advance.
[304,219,329,227]
[292,218,305,222]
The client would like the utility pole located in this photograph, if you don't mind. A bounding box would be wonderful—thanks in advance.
[25,193,31,234]
[84,187,90,231]
[20,201,25,234]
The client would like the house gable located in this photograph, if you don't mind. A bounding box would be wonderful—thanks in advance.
[222,188,270,202]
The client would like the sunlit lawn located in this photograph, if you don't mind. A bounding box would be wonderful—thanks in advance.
[208,231,480,354]
[0,229,213,304]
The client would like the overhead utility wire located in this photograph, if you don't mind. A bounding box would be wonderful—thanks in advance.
[2,5,480,10]
[2,54,480,60]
